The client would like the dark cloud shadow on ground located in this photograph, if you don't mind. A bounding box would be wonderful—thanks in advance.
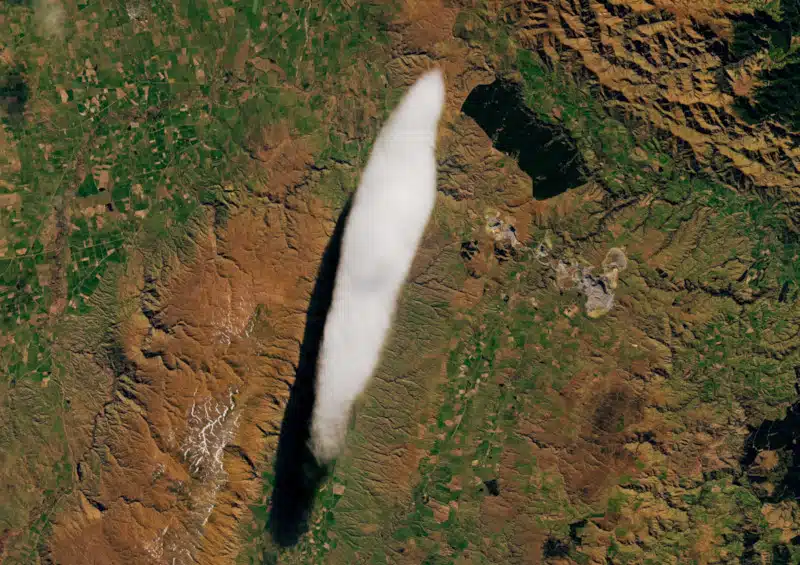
[268,200,351,548]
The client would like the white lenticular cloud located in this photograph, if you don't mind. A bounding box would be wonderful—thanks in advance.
[310,69,446,463]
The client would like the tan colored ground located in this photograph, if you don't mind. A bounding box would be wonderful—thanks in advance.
[506,0,800,199]
[45,11,548,558]
[3,0,796,563]
[49,195,335,563]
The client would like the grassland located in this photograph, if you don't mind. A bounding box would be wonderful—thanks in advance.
[2,0,800,563]
[0,0,398,560]
[242,20,800,562]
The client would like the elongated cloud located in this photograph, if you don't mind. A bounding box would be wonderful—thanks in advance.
[310,69,446,463]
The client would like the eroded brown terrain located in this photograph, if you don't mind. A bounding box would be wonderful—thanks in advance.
[502,0,800,197]
[1,0,796,563]
[50,196,336,563]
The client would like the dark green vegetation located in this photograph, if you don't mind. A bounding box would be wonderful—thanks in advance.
[0,63,29,129]
[0,0,393,561]
[516,50,710,201]
[461,78,585,199]
[245,37,800,564]
[737,59,800,129]
[3,0,800,563]
[731,0,800,128]
[743,400,800,502]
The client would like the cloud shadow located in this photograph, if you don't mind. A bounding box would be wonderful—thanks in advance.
[267,200,351,548]
[0,65,29,131]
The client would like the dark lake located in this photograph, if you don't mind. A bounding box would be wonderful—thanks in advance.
[461,79,585,200]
